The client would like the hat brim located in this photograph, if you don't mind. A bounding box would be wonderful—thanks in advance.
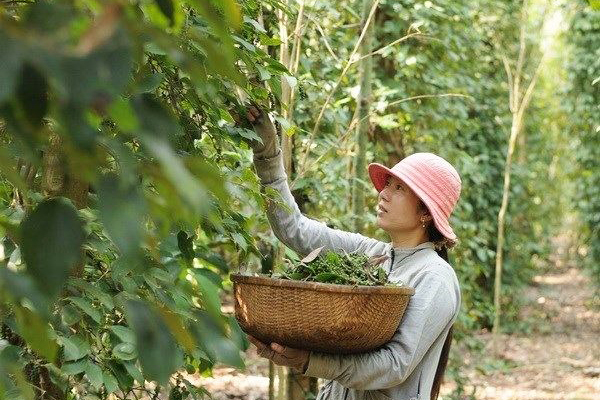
[367,163,457,241]
[368,163,394,192]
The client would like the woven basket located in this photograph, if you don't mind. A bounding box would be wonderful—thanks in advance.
[231,274,415,354]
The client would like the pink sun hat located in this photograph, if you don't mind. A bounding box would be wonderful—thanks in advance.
[368,153,462,241]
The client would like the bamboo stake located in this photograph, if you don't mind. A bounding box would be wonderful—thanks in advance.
[492,0,548,347]
[351,0,376,232]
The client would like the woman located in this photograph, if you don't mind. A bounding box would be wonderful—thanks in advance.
[242,106,461,400]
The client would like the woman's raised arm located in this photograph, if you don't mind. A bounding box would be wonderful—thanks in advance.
[255,149,382,256]
[243,106,382,256]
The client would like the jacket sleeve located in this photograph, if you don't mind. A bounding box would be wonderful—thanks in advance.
[303,271,458,390]
[254,150,381,256]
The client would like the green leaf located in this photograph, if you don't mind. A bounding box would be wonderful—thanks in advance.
[177,230,195,264]
[273,116,296,137]
[155,0,175,25]
[60,335,91,361]
[61,359,87,375]
[590,0,600,10]
[193,34,243,84]
[198,253,228,273]
[14,306,57,362]
[85,360,103,390]
[97,173,146,263]
[243,16,266,33]
[108,98,139,132]
[265,57,289,74]
[257,65,271,81]
[22,1,74,33]
[286,272,304,280]
[16,63,48,129]
[227,126,263,144]
[156,305,196,352]
[69,278,114,310]
[68,297,102,324]
[60,28,132,105]
[103,371,120,393]
[259,34,281,47]
[194,273,222,323]
[192,311,243,369]
[124,300,179,385]
[132,95,207,211]
[20,198,85,298]
[0,268,49,317]
[233,35,255,51]
[230,232,247,251]
[142,136,207,212]
[227,315,248,351]
[0,147,26,193]
[132,94,181,139]
[59,103,98,150]
[109,325,136,343]
[220,0,242,28]
[137,72,165,93]
[192,268,222,289]
[60,303,82,326]
[0,31,22,103]
[283,75,297,89]
[112,343,137,361]
[314,272,342,283]
[123,361,144,384]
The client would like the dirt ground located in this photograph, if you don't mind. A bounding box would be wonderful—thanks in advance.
[192,264,600,400]
[456,265,600,400]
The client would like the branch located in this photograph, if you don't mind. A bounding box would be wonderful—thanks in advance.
[514,0,528,106]
[289,0,308,73]
[351,32,429,64]
[516,53,545,123]
[291,92,470,186]
[288,0,319,113]
[0,0,36,4]
[298,0,381,173]
[384,93,472,109]
[305,14,340,62]
[501,54,515,112]
[291,113,359,188]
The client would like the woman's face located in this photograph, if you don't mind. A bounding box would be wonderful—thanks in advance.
[376,174,429,233]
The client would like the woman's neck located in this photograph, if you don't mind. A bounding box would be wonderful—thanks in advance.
[389,229,429,249]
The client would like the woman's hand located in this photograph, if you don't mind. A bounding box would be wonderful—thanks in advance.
[232,105,280,159]
[248,335,310,373]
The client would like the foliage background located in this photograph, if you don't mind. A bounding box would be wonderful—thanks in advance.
[0,0,597,399]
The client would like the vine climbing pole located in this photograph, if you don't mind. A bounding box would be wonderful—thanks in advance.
[351,0,376,233]
[274,1,318,399]
[492,0,547,350]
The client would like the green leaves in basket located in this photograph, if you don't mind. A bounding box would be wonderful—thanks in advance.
[279,250,391,286]
[313,272,344,283]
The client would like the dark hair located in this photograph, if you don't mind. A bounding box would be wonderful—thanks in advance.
[430,229,453,400]
[419,200,455,399]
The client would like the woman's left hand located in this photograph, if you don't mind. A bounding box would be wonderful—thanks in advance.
[248,335,310,373]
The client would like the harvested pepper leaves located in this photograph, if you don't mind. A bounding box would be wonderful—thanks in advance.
[274,247,395,286]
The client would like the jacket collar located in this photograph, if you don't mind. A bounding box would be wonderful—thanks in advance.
[391,241,435,254]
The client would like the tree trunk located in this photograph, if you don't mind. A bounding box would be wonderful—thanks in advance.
[351,0,375,233]
[492,0,545,340]
[493,114,521,338]
[42,132,89,209]
[277,3,317,399]
[279,1,293,176]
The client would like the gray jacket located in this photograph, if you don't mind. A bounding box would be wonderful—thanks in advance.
[254,152,461,400]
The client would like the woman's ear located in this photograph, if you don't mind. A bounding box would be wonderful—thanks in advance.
[421,212,433,224]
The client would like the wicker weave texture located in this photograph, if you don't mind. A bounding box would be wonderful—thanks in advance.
[231,274,414,354]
